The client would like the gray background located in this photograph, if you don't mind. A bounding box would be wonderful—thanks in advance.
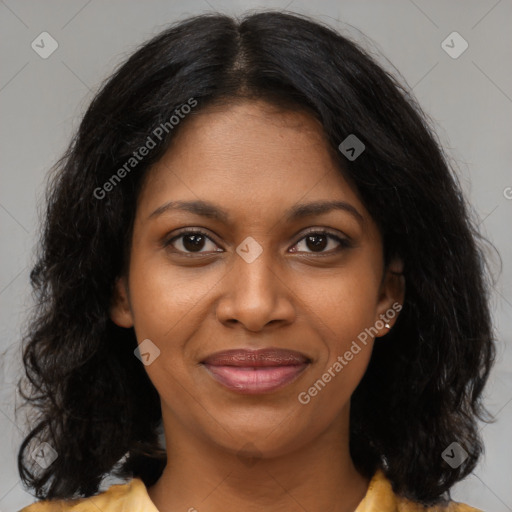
[1,1,511,510]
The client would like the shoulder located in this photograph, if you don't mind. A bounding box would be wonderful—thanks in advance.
[395,495,484,512]
[356,469,484,512]
[18,478,157,512]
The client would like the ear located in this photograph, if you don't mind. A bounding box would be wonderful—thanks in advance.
[374,257,405,337]
[110,276,134,328]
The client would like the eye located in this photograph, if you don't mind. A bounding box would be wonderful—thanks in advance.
[164,228,352,256]
[164,229,221,255]
[290,230,352,255]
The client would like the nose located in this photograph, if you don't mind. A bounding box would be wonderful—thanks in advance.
[215,246,296,332]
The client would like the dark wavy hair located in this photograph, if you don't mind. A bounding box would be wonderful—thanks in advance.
[17,10,496,507]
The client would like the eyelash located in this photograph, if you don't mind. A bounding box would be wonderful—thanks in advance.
[163,228,352,257]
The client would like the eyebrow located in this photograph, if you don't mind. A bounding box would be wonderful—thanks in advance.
[148,199,364,226]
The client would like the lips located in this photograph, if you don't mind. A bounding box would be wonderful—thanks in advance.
[202,348,310,367]
[201,348,311,394]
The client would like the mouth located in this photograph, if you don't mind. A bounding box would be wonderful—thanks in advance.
[201,348,311,394]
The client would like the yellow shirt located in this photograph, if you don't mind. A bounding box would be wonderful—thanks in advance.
[19,468,483,512]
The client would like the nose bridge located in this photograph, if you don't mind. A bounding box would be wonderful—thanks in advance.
[215,236,294,330]
[233,236,278,301]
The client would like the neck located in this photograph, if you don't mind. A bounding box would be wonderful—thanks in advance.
[147,406,370,512]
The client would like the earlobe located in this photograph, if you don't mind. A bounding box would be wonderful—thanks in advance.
[375,258,405,335]
[109,276,134,328]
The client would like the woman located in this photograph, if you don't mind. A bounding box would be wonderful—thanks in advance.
[17,10,495,512]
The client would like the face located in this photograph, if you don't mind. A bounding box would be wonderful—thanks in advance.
[111,99,404,459]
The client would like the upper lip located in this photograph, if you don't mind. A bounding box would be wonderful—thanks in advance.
[201,348,311,367]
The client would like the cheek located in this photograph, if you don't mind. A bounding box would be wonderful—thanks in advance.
[327,285,378,357]
[295,260,380,390]
[126,253,225,402]
[127,251,220,341]
[299,263,380,341]
[297,272,377,414]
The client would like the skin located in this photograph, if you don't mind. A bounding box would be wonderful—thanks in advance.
[110,99,405,512]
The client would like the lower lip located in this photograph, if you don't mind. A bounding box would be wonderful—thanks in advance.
[202,364,309,394]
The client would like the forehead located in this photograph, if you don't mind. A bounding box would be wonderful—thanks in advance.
[137,100,366,224]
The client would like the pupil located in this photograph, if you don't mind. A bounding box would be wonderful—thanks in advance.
[181,234,328,253]
[306,235,327,252]
[183,234,205,252]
